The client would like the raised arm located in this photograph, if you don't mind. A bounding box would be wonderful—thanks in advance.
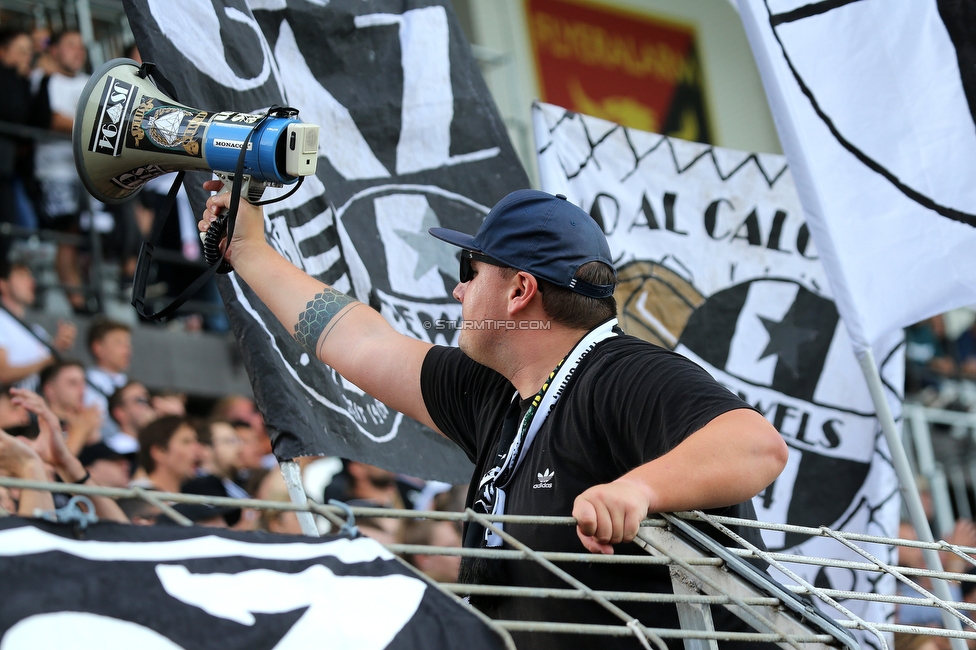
[0,429,55,515]
[200,181,438,432]
[0,347,54,386]
[573,408,788,554]
[11,388,127,523]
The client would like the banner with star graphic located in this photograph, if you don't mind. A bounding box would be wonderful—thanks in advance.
[123,0,529,482]
[533,101,902,647]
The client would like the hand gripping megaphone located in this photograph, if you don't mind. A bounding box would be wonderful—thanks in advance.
[73,58,320,319]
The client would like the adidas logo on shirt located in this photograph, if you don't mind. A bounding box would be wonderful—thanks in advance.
[533,468,554,489]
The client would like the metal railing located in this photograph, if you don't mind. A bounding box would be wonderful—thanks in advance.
[4,476,976,649]
[904,403,976,538]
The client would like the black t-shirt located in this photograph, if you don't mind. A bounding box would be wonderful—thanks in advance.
[421,333,772,650]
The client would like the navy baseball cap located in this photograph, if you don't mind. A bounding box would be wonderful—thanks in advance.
[429,190,615,298]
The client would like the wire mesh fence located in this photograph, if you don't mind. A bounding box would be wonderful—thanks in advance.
[3,475,976,649]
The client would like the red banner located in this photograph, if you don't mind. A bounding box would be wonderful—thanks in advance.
[527,0,711,142]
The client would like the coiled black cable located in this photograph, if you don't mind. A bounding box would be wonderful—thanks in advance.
[202,211,234,274]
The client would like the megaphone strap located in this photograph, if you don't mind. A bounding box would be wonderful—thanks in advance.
[137,62,181,104]
[132,128,252,321]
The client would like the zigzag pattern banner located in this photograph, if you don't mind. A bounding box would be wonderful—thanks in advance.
[533,101,902,648]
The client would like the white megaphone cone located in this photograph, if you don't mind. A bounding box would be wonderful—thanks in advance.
[73,58,319,204]
[73,58,320,319]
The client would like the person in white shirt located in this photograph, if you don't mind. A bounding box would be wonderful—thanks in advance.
[0,260,75,390]
[32,30,91,313]
[83,318,131,440]
[106,380,156,454]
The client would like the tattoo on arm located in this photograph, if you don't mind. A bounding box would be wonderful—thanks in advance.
[293,288,358,356]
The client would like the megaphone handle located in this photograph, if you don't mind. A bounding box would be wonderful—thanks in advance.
[202,179,235,274]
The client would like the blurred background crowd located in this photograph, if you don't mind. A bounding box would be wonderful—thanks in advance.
[907,311,976,413]
[0,1,975,620]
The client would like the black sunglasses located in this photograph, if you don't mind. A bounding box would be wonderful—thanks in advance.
[459,249,506,283]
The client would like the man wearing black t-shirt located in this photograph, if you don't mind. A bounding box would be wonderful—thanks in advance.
[199,185,788,649]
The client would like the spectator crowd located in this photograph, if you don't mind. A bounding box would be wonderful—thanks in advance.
[0,25,224,329]
[907,310,976,412]
[0,304,464,581]
[0,22,464,587]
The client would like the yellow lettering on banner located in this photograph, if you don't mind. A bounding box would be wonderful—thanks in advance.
[531,11,698,85]
[568,78,658,132]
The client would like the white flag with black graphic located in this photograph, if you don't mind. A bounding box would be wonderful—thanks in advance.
[122,0,529,482]
[0,517,507,649]
[534,102,902,647]
[736,0,976,352]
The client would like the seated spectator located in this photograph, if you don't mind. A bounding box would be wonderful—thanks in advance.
[31,28,56,76]
[83,318,132,440]
[136,415,201,493]
[238,467,279,531]
[906,316,958,402]
[0,259,75,390]
[939,518,976,574]
[259,507,304,535]
[151,389,187,417]
[106,380,156,454]
[254,470,303,536]
[323,460,404,509]
[401,519,462,583]
[187,418,248,498]
[212,395,274,467]
[182,418,248,528]
[330,462,407,545]
[39,359,100,455]
[78,441,133,489]
[233,420,271,476]
[4,387,126,522]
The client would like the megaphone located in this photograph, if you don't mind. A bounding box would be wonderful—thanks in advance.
[71,59,319,320]
[73,58,319,203]
[73,58,320,319]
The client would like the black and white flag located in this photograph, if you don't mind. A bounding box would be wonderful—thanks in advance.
[0,517,507,649]
[736,0,976,353]
[123,0,529,482]
[534,102,903,647]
